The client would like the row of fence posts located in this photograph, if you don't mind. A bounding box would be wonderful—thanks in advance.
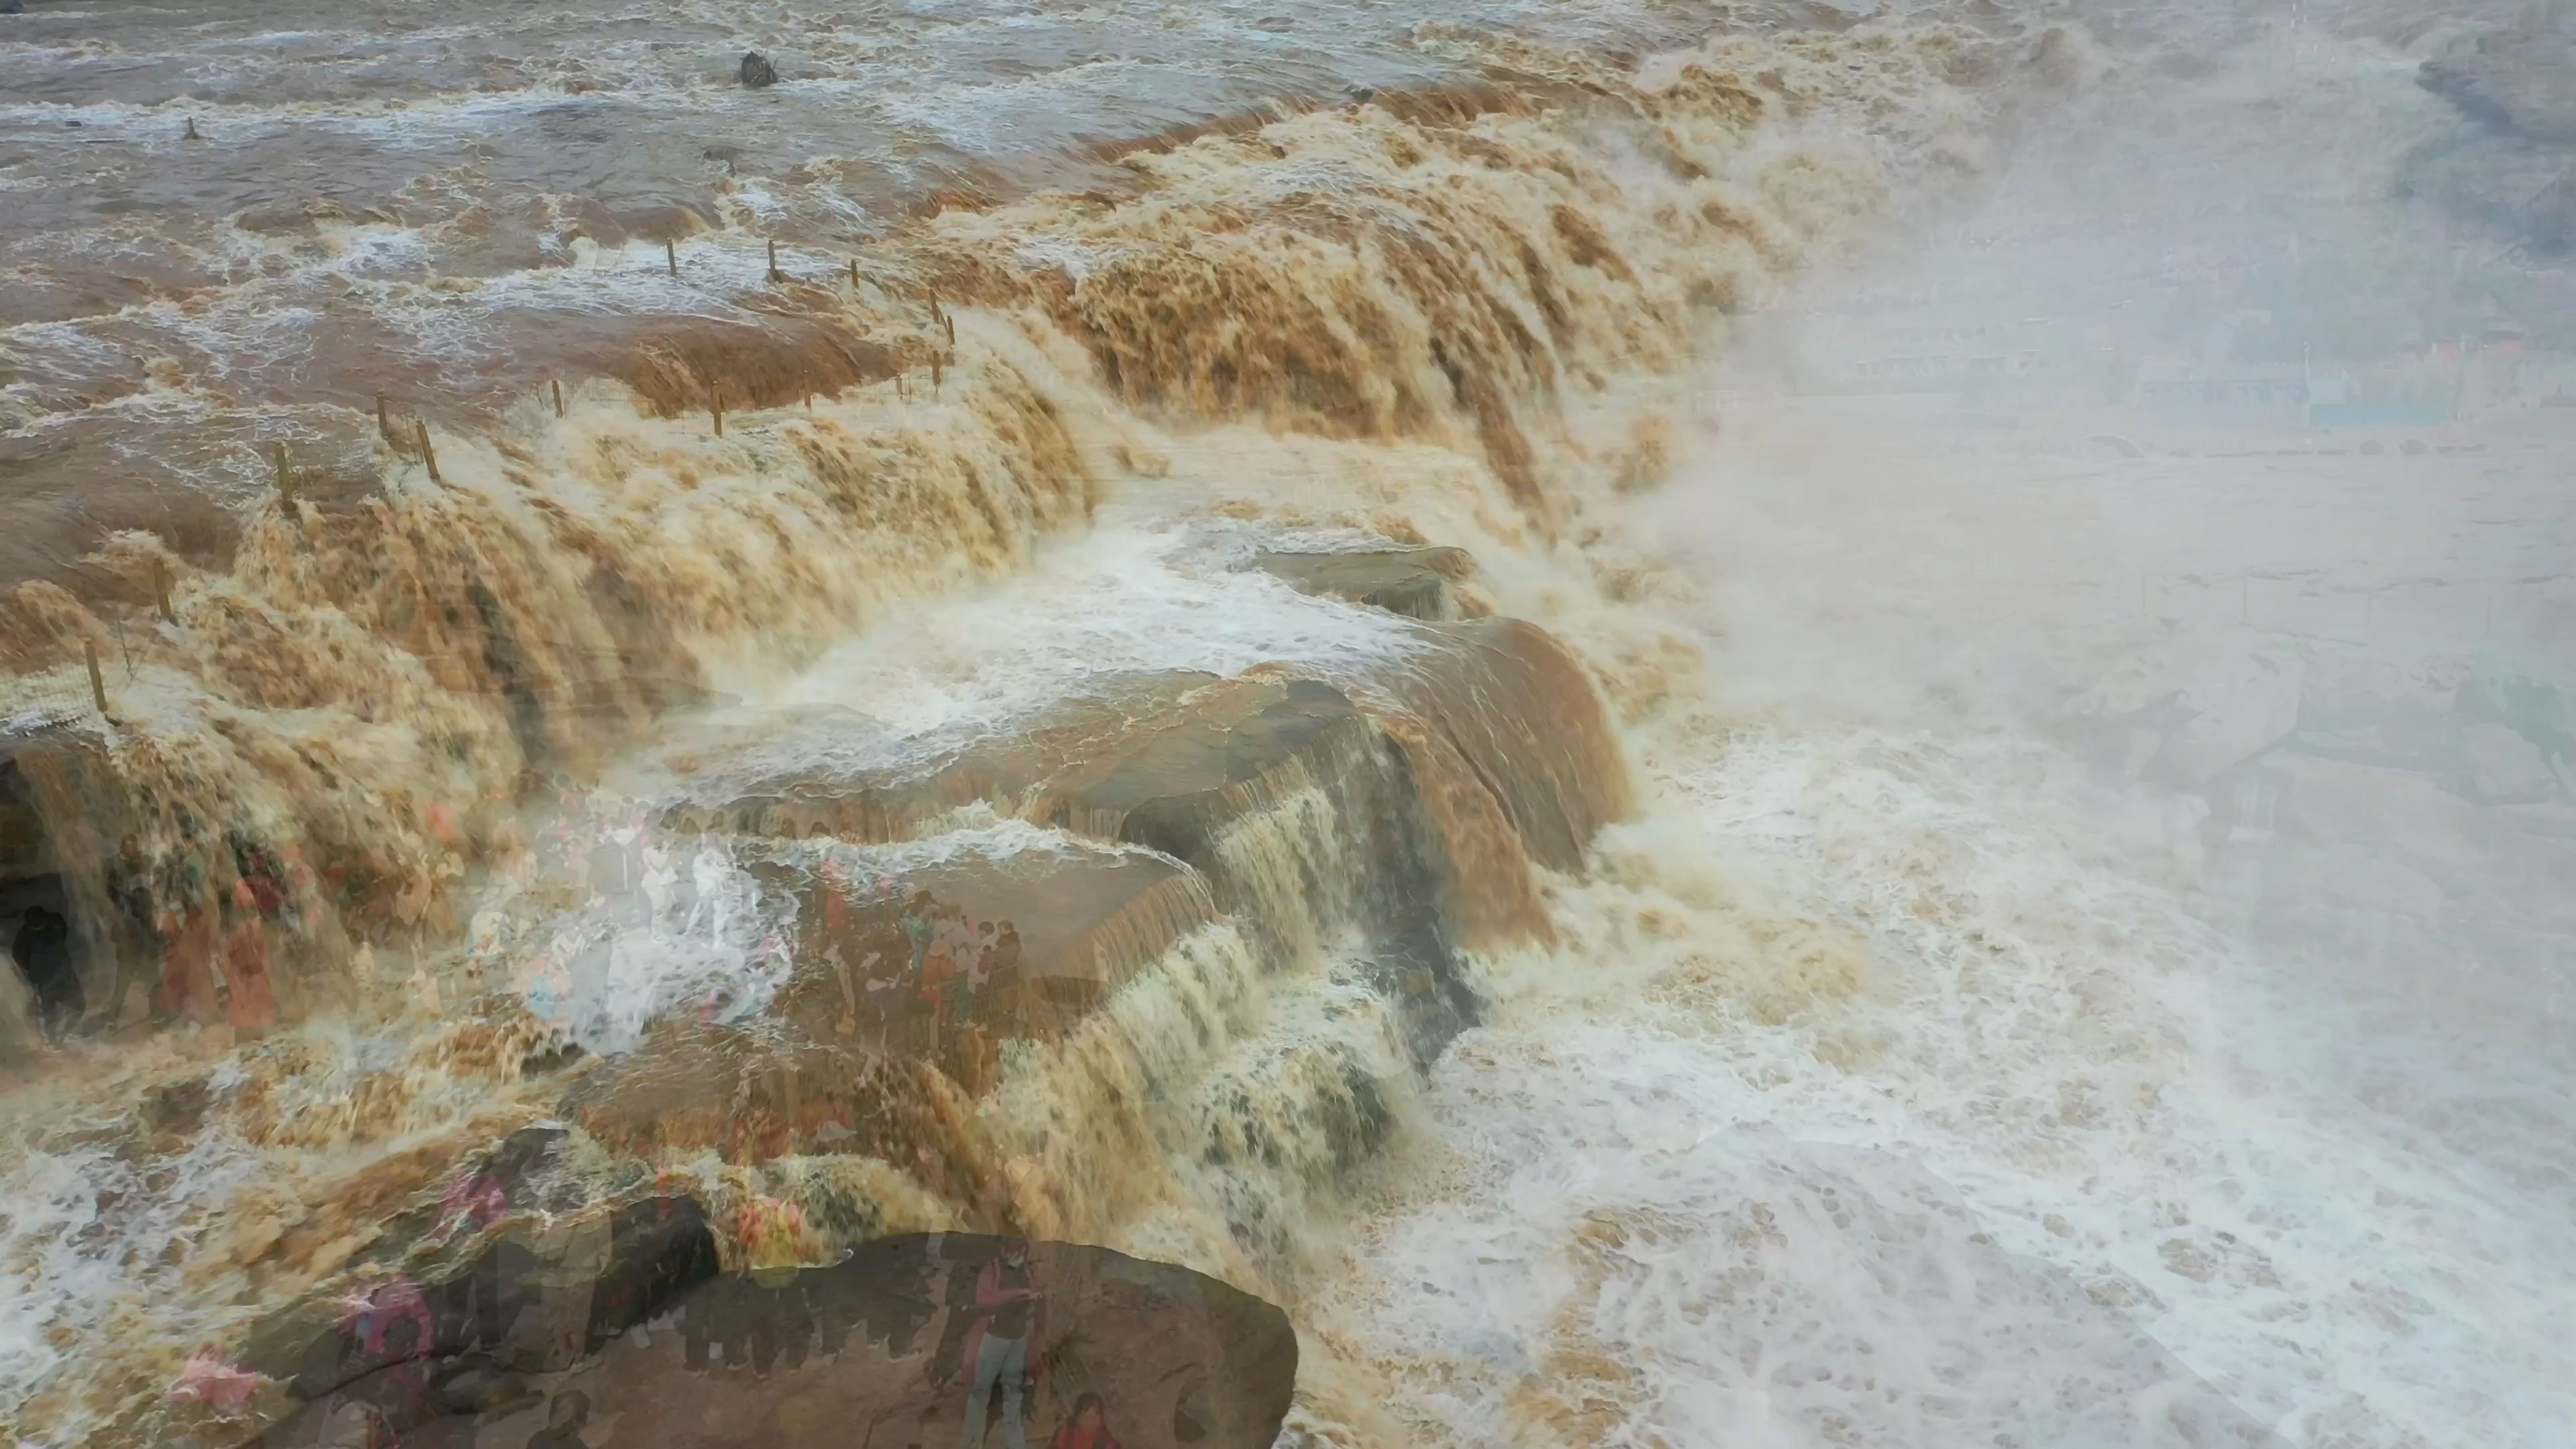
[80,242,956,722]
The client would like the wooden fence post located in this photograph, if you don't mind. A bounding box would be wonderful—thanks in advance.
[666,239,678,278]
[417,421,442,484]
[153,557,175,625]
[85,640,109,717]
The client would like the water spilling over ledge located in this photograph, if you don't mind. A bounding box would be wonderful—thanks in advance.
[0,6,2194,1444]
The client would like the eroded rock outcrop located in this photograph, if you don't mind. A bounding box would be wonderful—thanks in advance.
[1251,545,1474,621]
[2405,17,2576,256]
[236,1235,1296,1449]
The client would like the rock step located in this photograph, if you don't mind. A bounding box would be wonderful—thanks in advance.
[1250,545,1474,621]
[240,1234,1295,1449]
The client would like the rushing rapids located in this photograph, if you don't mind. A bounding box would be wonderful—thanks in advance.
[7,1,2575,1447]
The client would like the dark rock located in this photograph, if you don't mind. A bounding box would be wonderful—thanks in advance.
[237,1194,720,1423]
[643,668,1484,1118]
[1,3,25,17]
[242,1234,1297,1449]
[1252,545,1472,620]
[2418,24,2576,144]
[665,611,1625,1061]
[2397,131,2576,256]
[2404,19,2576,256]
[738,50,777,88]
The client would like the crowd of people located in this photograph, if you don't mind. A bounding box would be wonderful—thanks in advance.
[7,763,1054,1077]
[811,855,1026,1051]
[436,787,805,1044]
[222,1207,1146,1449]
[91,815,315,1037]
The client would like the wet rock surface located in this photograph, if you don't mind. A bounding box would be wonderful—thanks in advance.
[239,1234,1296,1449]
[2065,639,2573,1013]
[2404,19,2576,256]
[2460,720,2557,802]
[222,1193,720,1439]
[1250,546,1472,620]
[738,51,778,88]
[663,612,1628,1071]
[2417,22,2576,144]
[8,528,1626,1441]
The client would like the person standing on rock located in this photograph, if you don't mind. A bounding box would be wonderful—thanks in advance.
[219,889,277,1035]
[155,833,223,1027]
[640,836,677,934]
[104,833,164,1024]
[924,904,971,1034]
[956,1240,1043,1449]
[690,839,731,941]
[527,1208,613,1369]
[902,890,937,1032]
[904,890,935,976]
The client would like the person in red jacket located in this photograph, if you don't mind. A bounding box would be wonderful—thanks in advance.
[1048,1393,1120,1449]
[956,1240,1042,1449]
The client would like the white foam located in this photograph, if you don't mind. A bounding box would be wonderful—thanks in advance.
[1300,720,2576,1447]
[724,515,1427,771]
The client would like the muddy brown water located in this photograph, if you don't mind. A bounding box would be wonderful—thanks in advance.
[0,0,1736,593]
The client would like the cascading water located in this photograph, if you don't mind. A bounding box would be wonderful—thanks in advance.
[5,0,2573,1446]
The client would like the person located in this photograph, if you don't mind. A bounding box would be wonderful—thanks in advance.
[903,891,935,977]
[965,921,997,1000]
[956,1240,1042,1449]
[437,1161,509,1240]
[156,879,221,1026]
[1049,1394,1120,1449]
[971,921,1022,1053]
[826,942,859,1036]
[219,895,277,1034]
[524,1389,592,1449]
[919,906,958,1030]
[370,1313,431,1424]
[690,841,730,941]
[104,834,163,1023]
[527,1208,612,1369]
[639,837,677,933]
[860,951,897,1047]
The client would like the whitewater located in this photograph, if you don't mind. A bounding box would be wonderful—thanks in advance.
[3,0,2572,1446]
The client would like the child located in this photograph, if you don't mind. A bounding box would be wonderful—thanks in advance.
[1049,1393,1120,1449]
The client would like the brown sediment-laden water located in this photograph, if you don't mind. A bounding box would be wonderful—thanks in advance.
[6,0,2576,1446]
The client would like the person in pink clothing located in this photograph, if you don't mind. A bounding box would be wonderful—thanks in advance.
[220,894,277,1034]
[956,1240,1043,1449]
